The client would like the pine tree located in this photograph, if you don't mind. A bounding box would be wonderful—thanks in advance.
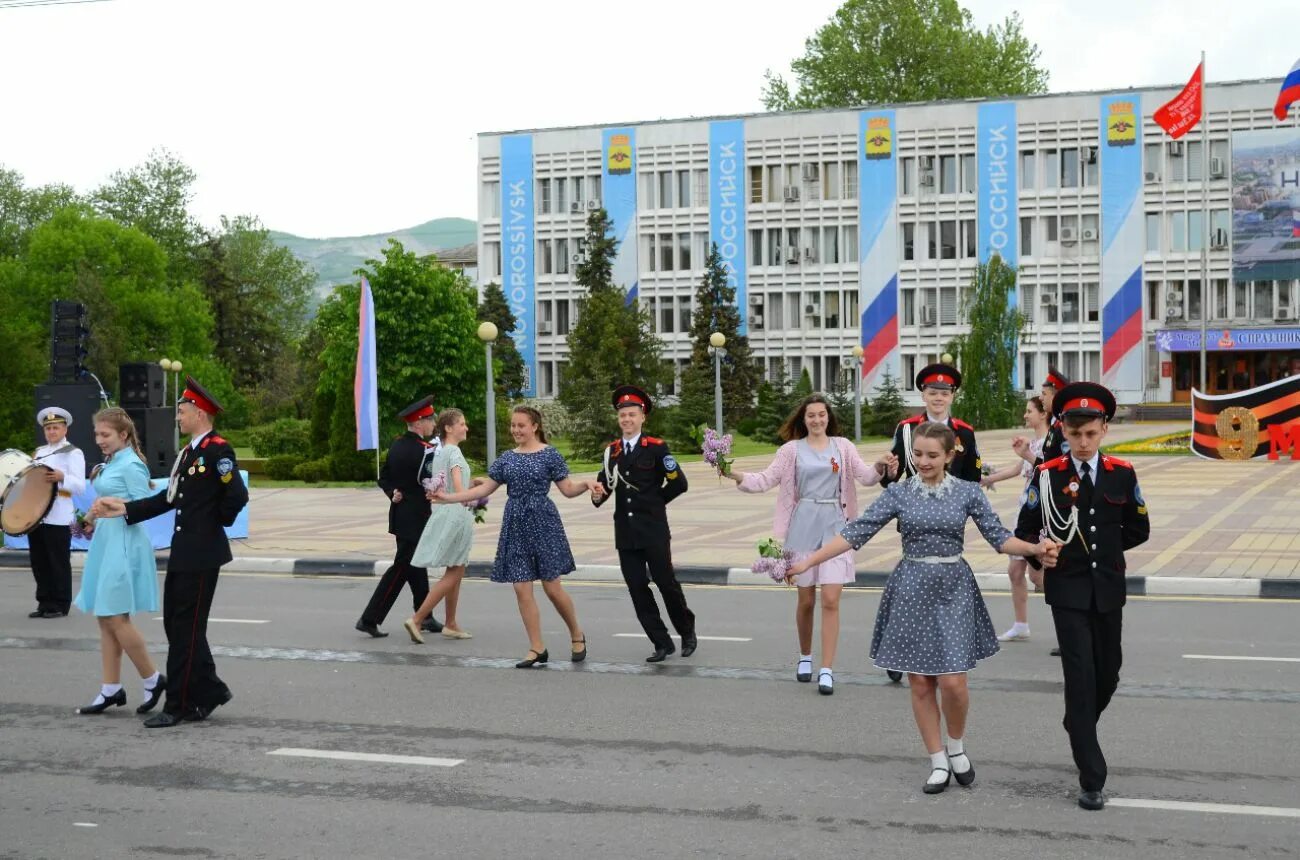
[676,244,762,442]
[557,209,669,459]
[827,370,872,438]
[477,281,527,399]
[868,367,908,437]
[950,256,1026,428]
[751,364,796,445]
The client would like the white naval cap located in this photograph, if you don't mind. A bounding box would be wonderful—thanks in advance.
[38,406,73,427]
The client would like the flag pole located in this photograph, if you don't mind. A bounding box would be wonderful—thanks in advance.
[1199,50,1210,392]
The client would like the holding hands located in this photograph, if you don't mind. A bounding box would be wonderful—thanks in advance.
[1036,540,1063,568]
[875,453,899,478]
[90,497,126,518]
[590,483,607,502]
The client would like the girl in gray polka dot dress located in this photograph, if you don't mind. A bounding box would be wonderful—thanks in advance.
[788,422,1060,795]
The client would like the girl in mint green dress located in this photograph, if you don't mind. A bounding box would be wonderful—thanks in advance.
[405,409,474,642]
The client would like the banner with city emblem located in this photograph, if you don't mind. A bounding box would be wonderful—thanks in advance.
[1232,127,1300,283]
[858,110,899,390]
[601,127,640,304]
[1099,94,1144,400]
[1191,374,1300,460]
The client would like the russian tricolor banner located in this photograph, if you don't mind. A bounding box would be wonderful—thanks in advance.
[1275,58,1300,121]
[354,275,379,451]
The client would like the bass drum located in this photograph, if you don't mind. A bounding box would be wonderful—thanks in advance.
[0,449,57,537]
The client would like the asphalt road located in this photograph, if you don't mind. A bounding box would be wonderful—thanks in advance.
[2,571,1298,859]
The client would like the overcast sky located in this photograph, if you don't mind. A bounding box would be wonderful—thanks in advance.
[2,0,1294,238]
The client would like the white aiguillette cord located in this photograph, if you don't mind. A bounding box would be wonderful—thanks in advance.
[165,447,186,504]
[1038,468,1087,554]
[901,423,916,478]
[601,444,637,494]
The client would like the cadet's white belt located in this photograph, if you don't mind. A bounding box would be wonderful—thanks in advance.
[905,555,962,564]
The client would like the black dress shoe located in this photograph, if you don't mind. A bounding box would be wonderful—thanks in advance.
[28,609,46,618]
[215,687,233,707]
[420,617,444,634]
[136,675,166,714]
[143,711,185,729]
[41,610,68,618]
[680,637,697,658]
[1050,647,1062,657]
[355,619,388,638]
[646,644,675,663]
[77,688,126,715]
[1077,789,1105,811]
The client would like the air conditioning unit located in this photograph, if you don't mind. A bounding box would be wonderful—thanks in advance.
[1081,227,1098,242]
[786,245,800,262]
[586,199,601,210]
[569,201,583,214]
[571,254,585,264]
[802,164,820,181]
[1276,306,1293,320]
[804,247,817,262]
[748,294,763,305]
[1166,306,1183,320]
[1167,290,1184,305]
[1060,226,1078,244]
[919,305,936,325]
[1211,229,1228,250]
[784,187,801,203]
[538,321,553,334]
[1039,293,1056,305]
[920,155,935,170]
[1169,141,1184,157]
[1144,171,1161,183]
[1081,146,1097,164]
[920,173,936,187]
[803,304,818,316]
[751,314,765,327]
[1209,156,1225,178]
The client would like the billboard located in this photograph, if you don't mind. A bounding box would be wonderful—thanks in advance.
[1191,374,1300,460]
[1232,127,1300,283]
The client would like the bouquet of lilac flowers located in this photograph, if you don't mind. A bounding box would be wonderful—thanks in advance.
[421,472,446,496]
[69,509,91,540]
[466,497,488,524]
[690,424,733,477]
[751,536,794,584]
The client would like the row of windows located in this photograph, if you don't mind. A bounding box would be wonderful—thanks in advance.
[1145,209,1231,254]
[1146,278,1298,322]
[748,225,860,266]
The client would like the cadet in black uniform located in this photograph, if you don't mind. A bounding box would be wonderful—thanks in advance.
[1015,382,1150,811]
[356,396,443,638]
[880,363,982,487]
[1020,367,1070,468]
[94,377,249,728]
[590,385,696,663]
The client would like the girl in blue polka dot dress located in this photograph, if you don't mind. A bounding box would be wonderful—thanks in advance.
[788,421,1060,795]
[435,406,593,669]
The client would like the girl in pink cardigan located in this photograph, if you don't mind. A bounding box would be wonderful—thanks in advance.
[727,394,896,694]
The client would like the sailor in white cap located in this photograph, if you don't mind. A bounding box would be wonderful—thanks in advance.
[27,406,86,618]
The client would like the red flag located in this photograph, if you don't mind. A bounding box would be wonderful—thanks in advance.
[1154,62,1204,139]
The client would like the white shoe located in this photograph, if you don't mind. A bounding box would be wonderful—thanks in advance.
[997,626,1030,642]
[441,627,473,640]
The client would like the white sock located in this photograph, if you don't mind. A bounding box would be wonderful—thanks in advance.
[947,736,971,774]
[1012,622,1029,633]
[818,668,833,688]
[927,751,950,783]
[799,654,812,663]
[142,671,161,692]
[90,683,122,707]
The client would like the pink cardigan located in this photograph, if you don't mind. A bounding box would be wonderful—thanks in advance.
[737,437,882,540]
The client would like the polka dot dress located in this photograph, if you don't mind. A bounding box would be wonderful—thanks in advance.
[487,447,577,583]
[841,474,1011,675]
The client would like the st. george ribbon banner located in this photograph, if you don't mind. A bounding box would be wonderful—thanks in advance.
[1191,375,1300,460]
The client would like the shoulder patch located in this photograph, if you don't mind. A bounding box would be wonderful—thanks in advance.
[662,454,678,471]
[901,415,925,426]
[216,457,234,476]
[1024,485,1040,509]
[951,418,974,432]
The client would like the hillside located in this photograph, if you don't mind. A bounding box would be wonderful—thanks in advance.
[269,217,477,298]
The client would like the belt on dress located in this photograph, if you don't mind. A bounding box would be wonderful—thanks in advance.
[904,555,962,564]
[797,498,841,505]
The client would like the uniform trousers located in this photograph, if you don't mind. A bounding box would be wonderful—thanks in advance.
[361,538,429,626]
[1052,602,1123,792]
[162,567,231,716]
[618,544,695,650]
[29,523,73,613]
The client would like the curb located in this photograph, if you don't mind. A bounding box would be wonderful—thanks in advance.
[3,551,1298,599]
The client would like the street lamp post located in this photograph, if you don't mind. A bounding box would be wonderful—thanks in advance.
[477,322,499,464]
[709,332,726,434]
[851,345,865,443]
[160,358,182,450]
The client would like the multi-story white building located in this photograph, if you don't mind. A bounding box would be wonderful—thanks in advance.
[478,78,1300,406]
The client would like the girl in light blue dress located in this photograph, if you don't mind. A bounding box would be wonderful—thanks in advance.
[73,408,163,715]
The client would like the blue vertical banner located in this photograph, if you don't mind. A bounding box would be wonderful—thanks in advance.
[977,102,1019,386]
[1099,94,1144,399]
[859,110,899,389]
[709,120,747,334]
[500,134,537,397]
[601,127,640,304]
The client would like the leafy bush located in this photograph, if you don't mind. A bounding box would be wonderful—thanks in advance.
[519,399,573,441]
[245,418,312,458]
[265,455,305,481]
[328,450,375,482]
[292,458,330,483]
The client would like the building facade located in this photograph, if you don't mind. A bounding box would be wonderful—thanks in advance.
[478,79,1300,405]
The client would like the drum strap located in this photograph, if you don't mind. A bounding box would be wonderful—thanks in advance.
[33,443,77,462]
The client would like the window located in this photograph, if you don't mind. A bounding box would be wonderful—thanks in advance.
[679,297,691,332]
[823,290,840,329]
[572,176,585,207]
[1187,141,1203,182]
[660,300,675,333]
[1085,282,1099,322]
[1044,149,1060,189]
[769,296,784,330]
[1188,279,1203,321]
[538,178,552,214]
[1210,140,1229,177]
[556,238,569,275]
[845,290,858,326]
[678,232,691,270]
[843,223,859,262]
[926,222,938,259]
[750,229,763,267]
[556,300,571,335]
[749,166,763,203]
[1045,215,1058,243]
[640,173,655,210]
[1253,280,1273,319]
[1147,280,1161,321]
[538,239,553,274]
[1144,143,1162,179]
[823,226,840,264]
[658,171,674,209]
[902,222,915,261]
[1042,284,1059,323]
[803,226,821,264]
[1022,353,1035,390]
[1168,143,1186,182]
[940,155,957,194]
[482,181,500,218]
[961,219,976,258]
[643,234,656,272]
[823,161,841,201]
[1020,150,1036,190]
[1085,352,1100,382]
[1234,279,1248,317]
[1146,213,1161,254]
[1170,212,1187,252]
[484,241,501,278]
[961,154,976,193]
[843,160,858,198]
[1188,210,1204,252]
[1083,149,1099,187]
[1062,285,1080,323]
[1020,284,1035,323]
[693,169,708,207]
[767,165,782,202]
[767,227,782,266]
[590,174,601,203]
[659,233,674,271]
[1211,208,1230,247]
[940,286,958,324]
[1214,278,1229,320]
[1061,148,1080,188]
[902,354,917,390]
[555,177,568,213]
[900,157,916,195]
[902,288,916,326]
[1020,217,1033,257]
[1082,214,1099,245]
[677,170,691,208]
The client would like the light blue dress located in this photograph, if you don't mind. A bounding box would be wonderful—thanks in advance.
[73,449,159,617]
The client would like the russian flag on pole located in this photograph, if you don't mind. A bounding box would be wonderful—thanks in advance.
[1276,58,1300,121]
[354,276,379,451]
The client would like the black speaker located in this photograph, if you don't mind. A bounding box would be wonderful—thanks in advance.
[119,362,165,408]
[126,407,179,479]
[33,383,106,472]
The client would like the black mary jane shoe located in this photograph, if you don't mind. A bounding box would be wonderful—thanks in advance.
[136,675,167,714]
[952,759,976,787]
[570,637,587,663]
[515,648,548,669]
[922,768,952,795]
[886,670,904,683]
[796,658,813,683]
[817,669,834,696]
[77,688,126,715]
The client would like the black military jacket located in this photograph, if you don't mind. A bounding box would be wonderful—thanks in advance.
[379,431,436,542]
[880,414,982,486]
[592,435,688,550]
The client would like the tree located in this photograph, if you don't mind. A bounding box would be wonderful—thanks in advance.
[675,244,762,446]
[0,167,79,258]
[827,370,872,437]
[762,0,1048,111]
[309,240,486,479]
[477,281,527,399]
[750,364,797,445]
[196,215,316,421]
[867,368,908,437]
[949,256,1026,429]
[557,209,669,459]
[91,148,205,283]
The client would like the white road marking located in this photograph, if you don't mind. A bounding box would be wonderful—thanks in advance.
[613,634,752,642]
[1109,798,1300,819]
[73,823,97,828]
[267,748,463,768]
[153,617,268,624]
[1182,654,1300,663]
